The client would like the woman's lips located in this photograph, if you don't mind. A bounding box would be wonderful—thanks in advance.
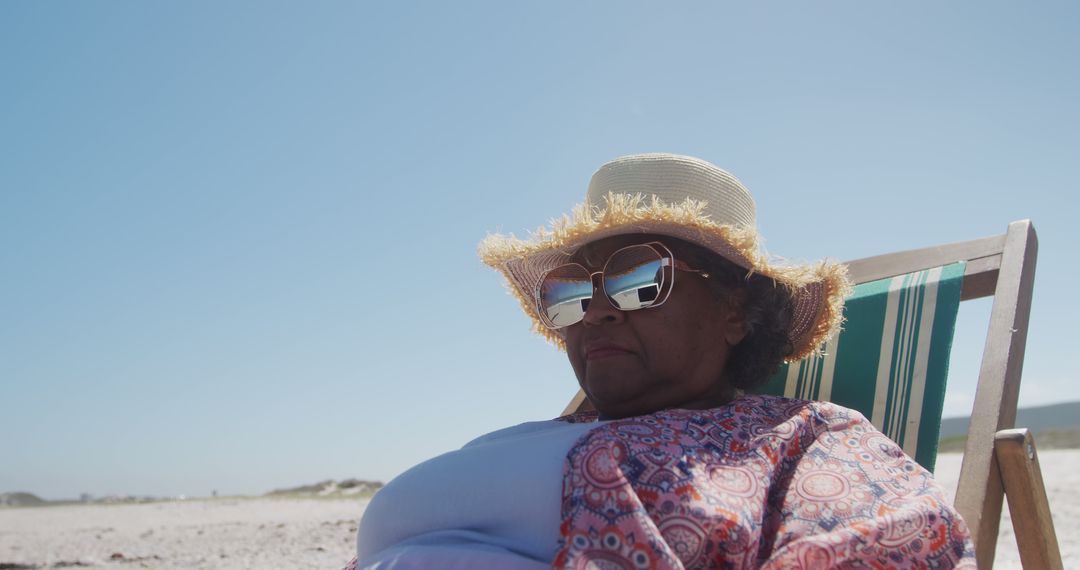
[584,342,634,360]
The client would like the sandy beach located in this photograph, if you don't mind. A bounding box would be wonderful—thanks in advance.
[934,449,1079,569]
[2,450,1077,569]
[0,497,364,569]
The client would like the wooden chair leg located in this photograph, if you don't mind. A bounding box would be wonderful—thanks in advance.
[994,428,1063,570]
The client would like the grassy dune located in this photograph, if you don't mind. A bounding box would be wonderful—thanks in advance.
[938,426,1080,453]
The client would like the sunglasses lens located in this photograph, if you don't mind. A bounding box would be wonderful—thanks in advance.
[604,245,667,310]
[538,264,593,328]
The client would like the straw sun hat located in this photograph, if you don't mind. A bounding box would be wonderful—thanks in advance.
[479,153,851,362]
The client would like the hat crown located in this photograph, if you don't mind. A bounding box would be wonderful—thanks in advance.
[586,153,757,229]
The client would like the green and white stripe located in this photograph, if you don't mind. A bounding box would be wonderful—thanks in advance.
[757,262,965,471]
[783,337,839,402]
[874,266,944,457]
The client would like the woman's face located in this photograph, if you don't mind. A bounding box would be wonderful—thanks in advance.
[561,235,748,419]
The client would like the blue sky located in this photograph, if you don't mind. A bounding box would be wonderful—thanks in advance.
[2,1,1077,499]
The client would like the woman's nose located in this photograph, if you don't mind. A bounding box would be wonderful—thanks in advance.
[581,285,626,326]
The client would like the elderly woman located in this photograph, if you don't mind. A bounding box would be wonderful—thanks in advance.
[347,154,975,569]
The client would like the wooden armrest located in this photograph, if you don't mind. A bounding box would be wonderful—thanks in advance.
[994,428,1063,570]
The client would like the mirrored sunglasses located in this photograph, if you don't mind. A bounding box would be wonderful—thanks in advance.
[534,242,708,329]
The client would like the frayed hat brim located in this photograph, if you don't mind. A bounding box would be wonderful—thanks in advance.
[479,193,851,361]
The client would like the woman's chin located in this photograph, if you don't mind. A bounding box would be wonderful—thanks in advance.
[583,376,642,408]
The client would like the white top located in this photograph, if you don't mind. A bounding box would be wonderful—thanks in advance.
[355,418,602,569]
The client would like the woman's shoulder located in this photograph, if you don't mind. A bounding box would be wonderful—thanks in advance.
[557,395,873,459]
[538,395,876,449]
[733,393,873,428]
[553,409,600,424]
[462,416,600,448]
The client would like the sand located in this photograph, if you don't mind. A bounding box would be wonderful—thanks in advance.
[2,450,1077,569]
[934,449,1080,569]
[0,497,365,569]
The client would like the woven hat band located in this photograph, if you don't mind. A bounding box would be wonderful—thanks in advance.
[586,153,756,229]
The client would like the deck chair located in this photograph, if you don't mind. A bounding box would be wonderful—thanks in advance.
[560,220,1058,569]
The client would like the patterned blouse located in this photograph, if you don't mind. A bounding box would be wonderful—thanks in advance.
[347,395,975,569]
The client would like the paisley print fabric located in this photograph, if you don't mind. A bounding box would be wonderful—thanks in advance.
[344,394,975,569]
[553,395,975,569]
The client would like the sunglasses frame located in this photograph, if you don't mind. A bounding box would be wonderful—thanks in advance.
[533,241,708,330]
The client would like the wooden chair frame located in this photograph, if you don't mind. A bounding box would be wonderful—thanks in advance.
[846,219,1057,569]
[562,220,1058,568]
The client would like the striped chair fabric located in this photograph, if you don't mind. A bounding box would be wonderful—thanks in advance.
[756,262,966,472]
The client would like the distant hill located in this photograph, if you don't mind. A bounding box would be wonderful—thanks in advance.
[265,478,383,498]
[0,492,46,507]
[940,401,1080,438]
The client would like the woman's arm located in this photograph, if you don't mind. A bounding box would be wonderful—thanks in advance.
[555,397,976,569]
[759,404,976,569]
